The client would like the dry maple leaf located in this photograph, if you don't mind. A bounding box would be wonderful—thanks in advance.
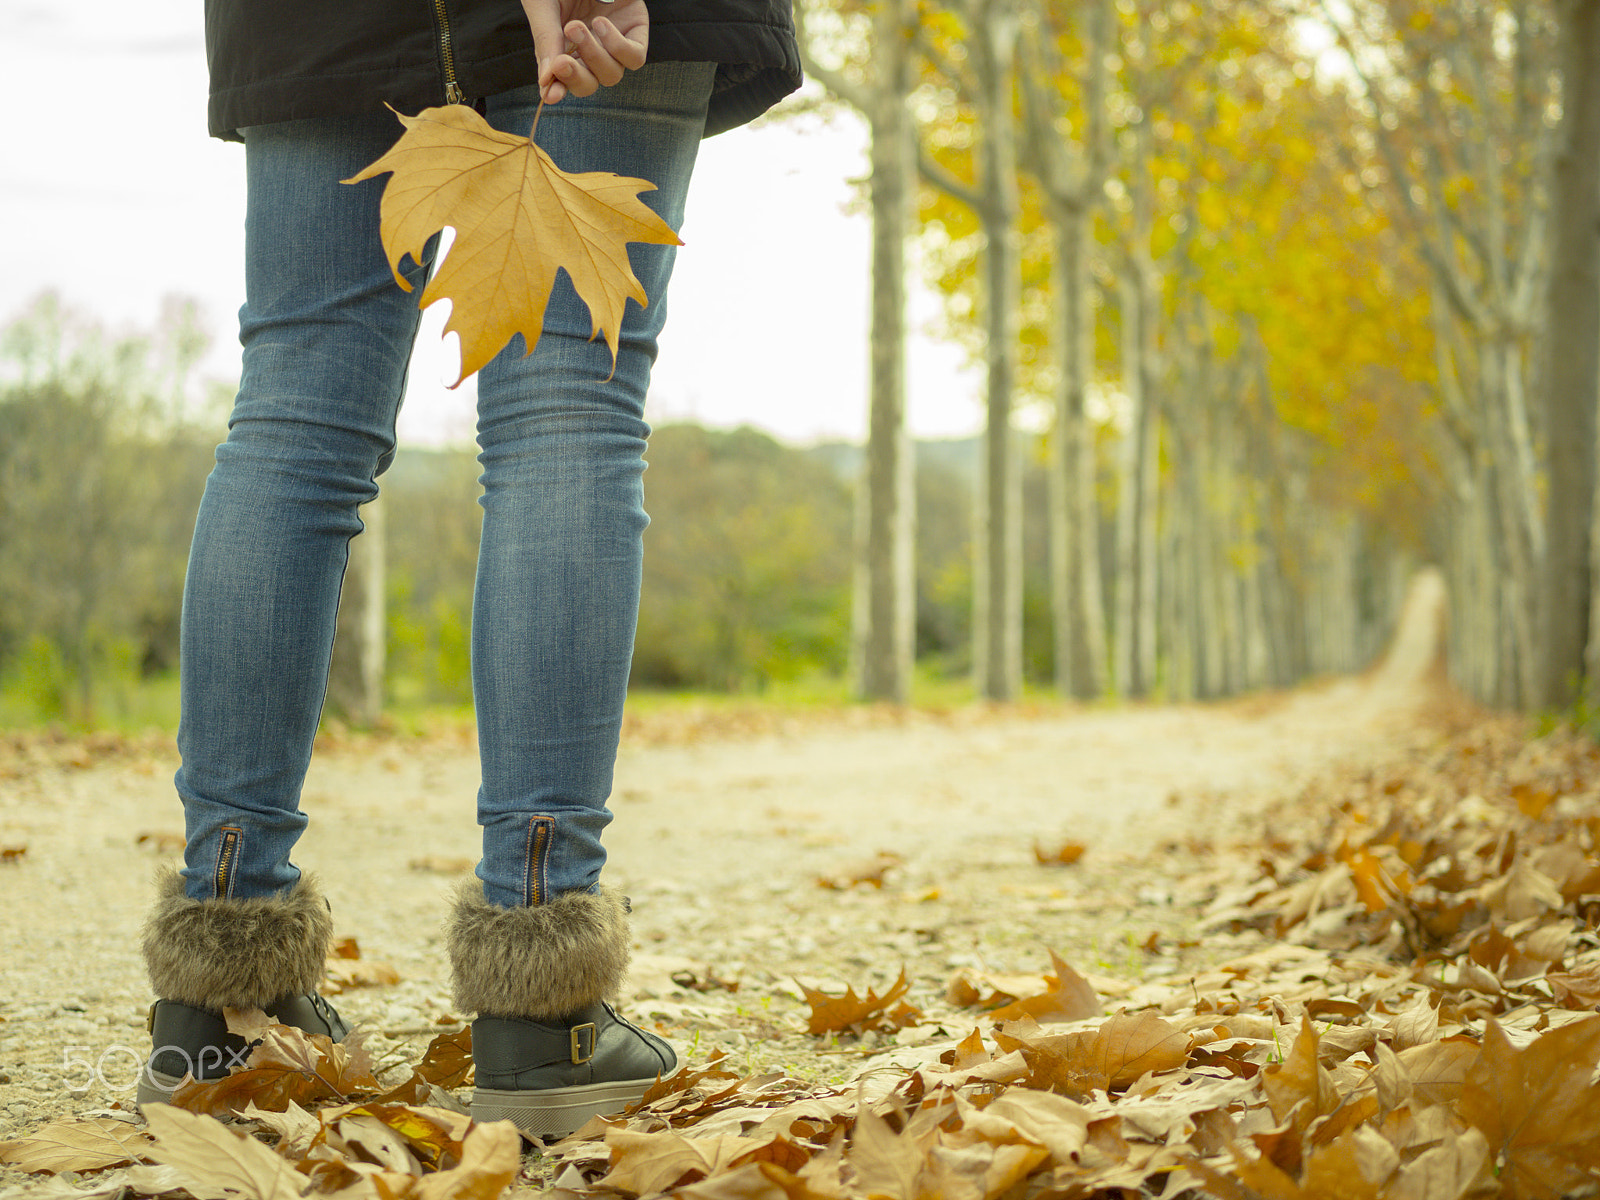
[172,1017,381,1117]
[1032,840,1087,866]
[1458,1016,1600,1199]
[238,1100,321,1160]
[816,850,903,890]
[980,951,1100,1024]
[319,1101,475,1175]
[1088,1011,1191,1090]
[415,1026,476,1091]
[995,1011,1187,1100]
[799,969,921,1036]
[345,103,681,384]
[637,1050,743,1108]
[599,1128,779,1195]
[141,1105,309,1200]
[412,1118,522,1200]
[322,955,402,995]
[0,1116,154,1174]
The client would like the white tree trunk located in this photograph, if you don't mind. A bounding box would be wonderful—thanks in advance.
[850,0,918,703]
[1545,0,1600,708]
[971,0,1024,701]
[358,495,386,726]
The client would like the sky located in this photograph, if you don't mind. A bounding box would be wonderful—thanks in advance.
[3,0,984,448]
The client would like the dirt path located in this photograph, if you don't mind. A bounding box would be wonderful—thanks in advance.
[0,570,1458,1173]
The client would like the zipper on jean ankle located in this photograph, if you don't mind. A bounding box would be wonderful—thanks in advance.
[214,828,242,898]
[524,816,554,906]
[431,0,465,103]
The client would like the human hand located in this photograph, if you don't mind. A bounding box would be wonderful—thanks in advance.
[522,0,650,104]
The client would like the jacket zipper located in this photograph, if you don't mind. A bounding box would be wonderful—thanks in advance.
[432,0,465,103]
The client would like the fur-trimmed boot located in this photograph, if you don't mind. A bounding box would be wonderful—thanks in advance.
[137,867,349,1108]
[447,882,676,1140]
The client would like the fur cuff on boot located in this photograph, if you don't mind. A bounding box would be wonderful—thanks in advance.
[142,867,334,1010]
[447,882,630,1020]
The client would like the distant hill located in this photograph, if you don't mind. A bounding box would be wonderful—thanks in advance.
[803,437,982,485]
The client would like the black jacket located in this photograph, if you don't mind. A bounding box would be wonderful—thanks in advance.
[205,0,802,141]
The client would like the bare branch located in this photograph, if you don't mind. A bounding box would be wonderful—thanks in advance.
[916,146,983,211]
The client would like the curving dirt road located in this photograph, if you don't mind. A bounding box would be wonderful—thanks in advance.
[0,569,1460,1177]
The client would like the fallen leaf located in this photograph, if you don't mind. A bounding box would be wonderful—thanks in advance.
[141,1105,308,1200]
[324,1112,422,1176]
[0,1116,154,1173]
[846,1104,935,1200]
[946,968,1059,1010]
[323,955,402,994]
[1091,1011,1191,1089]
[816,851,903,890]
[1033,841,1087,866]
[1397,1037,1479,1108]
[1546,960,1600,1009]
[330,937,362,960]
[799,969,922,1036]
[1384,991,1439,1050]
[637,1051,743,1108]
[999,1010,1187,1099]
[598,1128,777,1195]
[1260,1019,1338,1127]
[1458,1016,1600,1198]
[345,103,682,383]
[415,1026,476,1091]
[983,952,1100,1024]
[172,1018,380,1117]
[237,1101,320,1160]
[1390,1126,1492,1200]
[412,1119,521,1200]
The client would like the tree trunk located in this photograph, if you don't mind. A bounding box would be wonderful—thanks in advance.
[1543,0,1600,708]
[1113,267,1146,698]
[1048,202,1107,700]
[358,496,387,726]
[852,0,918,703]
[1025,0,1109,701]
[971,0,1023,701]
[1138,393,1161,693]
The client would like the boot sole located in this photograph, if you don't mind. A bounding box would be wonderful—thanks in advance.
[135,1067,189,1111]
[472,1077,657,1140]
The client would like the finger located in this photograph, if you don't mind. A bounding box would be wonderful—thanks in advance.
[565,22,626,87]
[523,0,574,102]
[592,15,649,70]
[551,52,601,99]
[523,0,566,78]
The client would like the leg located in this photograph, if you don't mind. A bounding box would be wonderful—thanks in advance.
[446,61,715,1139]
[141,110,425,1103]
[469,62,714,907]
[172,112,433,903]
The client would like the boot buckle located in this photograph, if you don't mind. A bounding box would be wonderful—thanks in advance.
[569,1022,597,1064]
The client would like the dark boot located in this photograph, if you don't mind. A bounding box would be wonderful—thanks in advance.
[137,867,349,1108]
[447,882,676,1140]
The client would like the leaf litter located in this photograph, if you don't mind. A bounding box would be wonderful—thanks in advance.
[12,718,1600,1197]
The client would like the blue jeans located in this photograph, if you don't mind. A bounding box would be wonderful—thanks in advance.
[175,63,716,909]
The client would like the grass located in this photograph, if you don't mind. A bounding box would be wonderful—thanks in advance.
[0,670,183,736]
[0,659,1072,740]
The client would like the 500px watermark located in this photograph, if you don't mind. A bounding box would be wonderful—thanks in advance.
[60,1044,246,1096]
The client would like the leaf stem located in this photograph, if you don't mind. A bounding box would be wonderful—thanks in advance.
[312,1069,351,1104]
[530,98,547,143]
